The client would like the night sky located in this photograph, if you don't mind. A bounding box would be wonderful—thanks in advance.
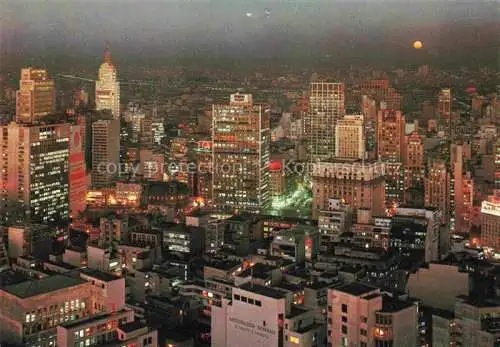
[0,0,498,68]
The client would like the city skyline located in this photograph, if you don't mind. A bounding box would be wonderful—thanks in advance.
[0,2,499,347]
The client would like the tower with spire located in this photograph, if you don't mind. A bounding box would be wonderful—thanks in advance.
[95,45,120,119]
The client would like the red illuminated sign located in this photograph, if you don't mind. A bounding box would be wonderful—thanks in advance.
[269,160,282,171]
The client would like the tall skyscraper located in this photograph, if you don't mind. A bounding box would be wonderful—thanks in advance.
[438,88,452,119]
[377,109,406,205]
[69,118,88,217]
[335,114,365,159]
[404,131,425,203]
[91,119,120,188]
[0,122,70,224]
[377,109,405,162]
[307,82,344,161]
[425,161,451,224]
[495,138,500,189]
[95,47,120,119]
[452,144,465,232]
[438,88,452,136]
[212,93,270,213]
[196,140,212,201]
[15,68,55,123]
[480,190,500,252]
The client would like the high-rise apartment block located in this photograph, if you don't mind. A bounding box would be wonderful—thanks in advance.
[91,119,120,188]
[95,47,120,119]
[328,282,418,347]
[377,109,405,162]
[196,140,212,200]
[0,122,70,224]
[481,190,500,252]
[212,93,270,213]
[15,68,55,123]
[335,114,365,159]
[69,118,88,217]
[312,159,386,218]
[438,88,452,136]
[438,88,452,119]
[404,131,425,203]
[495,138,500,189]
[377,109,406,205]
[433,295,500,347]
[308,82,344,161]
[425,161,451,224]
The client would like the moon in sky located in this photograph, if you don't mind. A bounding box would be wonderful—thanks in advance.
[413,40,423,49]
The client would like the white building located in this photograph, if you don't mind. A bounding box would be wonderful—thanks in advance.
[307,82,345,161]
[211,282,325,347]
[335,114,365,160]
[95,47,120,119]
[328,282,418,347]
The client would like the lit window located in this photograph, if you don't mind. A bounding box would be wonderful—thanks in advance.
[289,336,300,344]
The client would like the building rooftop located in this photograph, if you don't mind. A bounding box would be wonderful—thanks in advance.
[2,275,86,299]
[307,281,333,290]
[239,263,278,279]
[61,312,115,329]
[205,260,241,271]
[162,329,194,342]
[334,282,379,297]
[275,282,304,292]
[238,282,286,299]
[44,260,77,270]
[118,320,147,333]
[0,271,30,288]
[81,268,121,282]
[286,305,309,319]
[380,296,415,313]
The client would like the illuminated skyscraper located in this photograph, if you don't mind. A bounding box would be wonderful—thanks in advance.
[451,144,465,232]
[377,109,406,205]
[95,47,120,119]
[425,161,451,224]
[481,190,500,252]
[196,140,212,200]
[69,118,88,217]
[495,138,500,189]
[91,119,120,188]
[404,131,425,203]
[335,114,365,159]
[0,122,70,224]
[307,82,344,161]
[377,109,405,162]
[15,68,55,123]
[438,88,452,119]
[438,88,452,136]
[212,93,270,213]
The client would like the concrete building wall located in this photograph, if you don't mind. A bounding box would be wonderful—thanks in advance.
[407,264,468,311]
